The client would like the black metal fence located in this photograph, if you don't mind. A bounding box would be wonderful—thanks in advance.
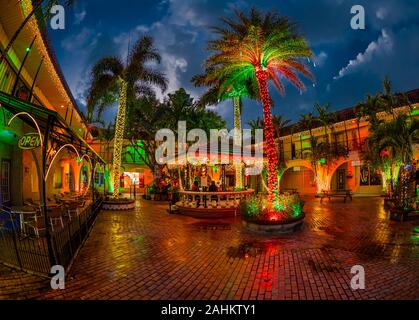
[0,199,102,277]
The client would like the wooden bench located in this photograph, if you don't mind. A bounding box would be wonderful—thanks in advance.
[320,190,353,203]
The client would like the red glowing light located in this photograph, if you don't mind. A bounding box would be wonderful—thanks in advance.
[269,213,280,221]
[256,67,278,202]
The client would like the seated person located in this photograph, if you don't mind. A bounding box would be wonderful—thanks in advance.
[191,181,200,206]
[209,181,218,201]
[191,181,199,191]
[209,181,218,192]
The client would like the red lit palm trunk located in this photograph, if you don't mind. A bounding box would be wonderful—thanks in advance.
[255,67,278,201]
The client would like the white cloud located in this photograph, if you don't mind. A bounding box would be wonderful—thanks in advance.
[333,29,393,80]
[167,0,210,27]
[74,9,87,25]
[157,55,188,98]
[112,21,191,100]
[376,7,387,20]
[61,27,98,51]
[312,51,328,67]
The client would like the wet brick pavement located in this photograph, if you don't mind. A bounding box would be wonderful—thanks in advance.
[1,196,418,300]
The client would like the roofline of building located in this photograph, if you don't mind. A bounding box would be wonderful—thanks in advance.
[36,20,89,129]
[280,87,419,136]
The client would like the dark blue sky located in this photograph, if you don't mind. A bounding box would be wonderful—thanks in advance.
[48,0,419,128]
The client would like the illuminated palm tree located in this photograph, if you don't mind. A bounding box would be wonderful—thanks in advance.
[192,71,259,188]
[205,8,313,199]
[87,36,167,197]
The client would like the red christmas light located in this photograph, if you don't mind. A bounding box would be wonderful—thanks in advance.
[256,67,278,202]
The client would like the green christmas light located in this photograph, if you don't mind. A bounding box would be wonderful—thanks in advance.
[318,158,326,165]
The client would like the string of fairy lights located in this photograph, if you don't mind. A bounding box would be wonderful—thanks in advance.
[233,96,243,189]
[112,79,128,197]
[20,0,84,134]
[255,67,279,201]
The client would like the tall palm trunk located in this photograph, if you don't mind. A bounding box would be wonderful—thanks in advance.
[112,79,128,198]
[0,0,43,63]
[255,68,278,200]
[233,96,242,189]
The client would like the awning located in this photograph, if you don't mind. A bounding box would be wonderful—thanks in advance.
[0,91,105,164]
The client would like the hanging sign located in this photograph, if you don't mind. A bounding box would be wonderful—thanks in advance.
[18,133,41,150]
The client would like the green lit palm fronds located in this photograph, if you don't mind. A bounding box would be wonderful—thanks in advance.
[204,7,314,97]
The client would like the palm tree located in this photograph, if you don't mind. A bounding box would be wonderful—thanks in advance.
[192,73,258,188]
[272,114,290,139]
[298,112,317,158]
[272,114,290,163]
[87,36,167,197]
[299,113,316,138]
[315,102,332,144]
[354,102,367,150]
[363,94,383,126]
[364,113,419,198]
[205,8,313,200]
[380,76,413,120]
[247,116,264,130]
[0,1,76,63]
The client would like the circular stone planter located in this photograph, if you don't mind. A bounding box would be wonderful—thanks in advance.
[242,214,305,234]
[102,200,136,211]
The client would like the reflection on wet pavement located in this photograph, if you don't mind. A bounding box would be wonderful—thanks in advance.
[1,196,418,300]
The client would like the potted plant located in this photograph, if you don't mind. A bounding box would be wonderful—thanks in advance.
[148,183,156,200]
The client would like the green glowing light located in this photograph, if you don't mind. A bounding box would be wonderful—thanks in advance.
[318,158,326,165]
[247,202,259,216]
[273,201,285,211]
[26,47,30,52]
[291,203,302,217]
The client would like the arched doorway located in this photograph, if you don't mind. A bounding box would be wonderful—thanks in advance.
[329,161,358,192]
[280,166,316,194]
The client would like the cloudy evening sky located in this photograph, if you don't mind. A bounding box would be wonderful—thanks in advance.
[48,0,419,128]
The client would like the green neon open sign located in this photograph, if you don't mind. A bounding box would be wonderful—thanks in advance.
[18,133,41,150]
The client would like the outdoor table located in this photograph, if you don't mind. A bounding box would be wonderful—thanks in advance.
[46,203,60,208]
[11,206,39,236]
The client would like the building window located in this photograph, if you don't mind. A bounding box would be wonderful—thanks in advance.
[0,160,11,204]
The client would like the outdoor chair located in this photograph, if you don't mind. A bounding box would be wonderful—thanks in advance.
[22,209,46,238]
[77,201,86,215]
[66,203,80,220]
[48,206,64,232]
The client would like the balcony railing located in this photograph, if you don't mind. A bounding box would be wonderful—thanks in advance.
[177,189,254,209]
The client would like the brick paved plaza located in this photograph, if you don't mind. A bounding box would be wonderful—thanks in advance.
[1,196,418,300]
